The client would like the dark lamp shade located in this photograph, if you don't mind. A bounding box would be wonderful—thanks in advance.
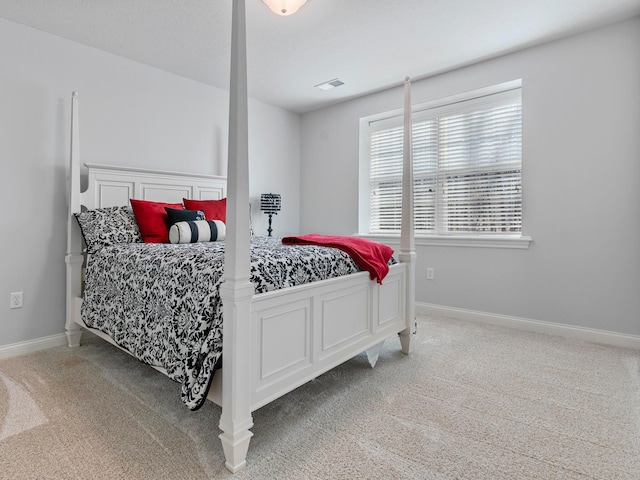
[260,193,281,214]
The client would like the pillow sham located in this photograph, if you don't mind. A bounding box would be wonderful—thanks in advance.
[130,198,183,243]
[164,207,205,226]
[183,198,226,222]
[169,220,226,244]
[74,206,142,253]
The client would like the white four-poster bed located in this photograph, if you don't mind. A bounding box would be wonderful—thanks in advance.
[65,0,416,473]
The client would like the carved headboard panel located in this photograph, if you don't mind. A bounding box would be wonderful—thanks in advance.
[81,163,227,210]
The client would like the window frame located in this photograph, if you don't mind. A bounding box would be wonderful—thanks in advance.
[358,80,531,249]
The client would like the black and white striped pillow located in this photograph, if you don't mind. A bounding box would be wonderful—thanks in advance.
[169,220,226,244]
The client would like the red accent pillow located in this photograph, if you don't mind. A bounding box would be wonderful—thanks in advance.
[183,198,226,223]
[130,199,183,243]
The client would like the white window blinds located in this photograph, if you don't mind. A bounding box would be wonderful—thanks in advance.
[368,86,522,236]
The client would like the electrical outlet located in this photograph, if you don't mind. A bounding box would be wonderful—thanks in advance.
[10,292,23,309]
[427,268,435,280]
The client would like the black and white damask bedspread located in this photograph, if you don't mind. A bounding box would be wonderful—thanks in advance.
[81,236,370,410]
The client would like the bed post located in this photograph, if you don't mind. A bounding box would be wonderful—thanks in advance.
[398,77,416,354]
[65,92,84,348]
[218,0,254,473]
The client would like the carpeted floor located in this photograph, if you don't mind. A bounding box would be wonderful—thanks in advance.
[0,315,638,479]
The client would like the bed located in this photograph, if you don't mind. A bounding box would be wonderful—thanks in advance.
[64,0,416,473]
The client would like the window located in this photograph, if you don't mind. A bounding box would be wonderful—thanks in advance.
[361,81,524,244]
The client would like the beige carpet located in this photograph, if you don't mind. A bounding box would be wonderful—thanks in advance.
[0,315,638,480]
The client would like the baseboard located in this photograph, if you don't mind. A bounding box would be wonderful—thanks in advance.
[3,306,638,360]
[0,333,68,360]
[417,303,640,350]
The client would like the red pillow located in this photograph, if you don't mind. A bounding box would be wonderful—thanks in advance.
[130,199,183,243]
[183,198,226,223]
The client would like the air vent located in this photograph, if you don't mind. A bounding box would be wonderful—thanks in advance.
[314,78,345,91]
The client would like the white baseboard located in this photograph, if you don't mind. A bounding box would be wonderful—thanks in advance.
[3,306,638,360]
[417,303,640,350]
[0,333,68,360]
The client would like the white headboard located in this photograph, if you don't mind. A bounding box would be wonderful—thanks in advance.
[80,163,227,210]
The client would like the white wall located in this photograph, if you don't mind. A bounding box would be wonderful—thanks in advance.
[300,17,640,336]
[0,18,300,347]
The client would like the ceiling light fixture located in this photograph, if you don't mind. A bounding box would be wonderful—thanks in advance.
[262,0,307,16]
[314,78,345,91]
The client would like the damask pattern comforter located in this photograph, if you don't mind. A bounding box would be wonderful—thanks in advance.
[81,236,368,410]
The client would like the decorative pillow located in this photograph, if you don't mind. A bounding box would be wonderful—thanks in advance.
[130,198,183,243]
[169,220,226,244]
[183,198,226,223]
[74,206,142,253]
[164,207,205,226]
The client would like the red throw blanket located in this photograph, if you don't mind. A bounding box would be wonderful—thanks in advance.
[282,234,394,284]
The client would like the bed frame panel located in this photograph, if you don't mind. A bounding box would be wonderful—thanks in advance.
[83,163,227,206]
[248,266,406,410]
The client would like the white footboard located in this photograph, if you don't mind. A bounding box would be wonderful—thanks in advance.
[207,264,406,411]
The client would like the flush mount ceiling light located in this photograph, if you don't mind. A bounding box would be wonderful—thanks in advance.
[314,78,345,91]
[262,0,307,16]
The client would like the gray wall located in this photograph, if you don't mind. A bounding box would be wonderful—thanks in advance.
[300,17,640,336]
[1,15,638,350]
[0,18,301,348]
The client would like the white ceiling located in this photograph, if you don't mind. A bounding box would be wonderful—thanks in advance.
[0,0,639,113]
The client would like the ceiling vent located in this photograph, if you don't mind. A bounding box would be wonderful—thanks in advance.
[314,78,345,91]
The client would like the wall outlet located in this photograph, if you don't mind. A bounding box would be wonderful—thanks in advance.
[427,268,435,280]
[10,292,23,309]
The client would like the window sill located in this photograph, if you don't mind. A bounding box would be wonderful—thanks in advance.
[358,234,533,249]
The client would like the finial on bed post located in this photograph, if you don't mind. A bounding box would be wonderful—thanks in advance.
[218,0,254,473]
[399,77,416,355]
[65,91,84,348]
